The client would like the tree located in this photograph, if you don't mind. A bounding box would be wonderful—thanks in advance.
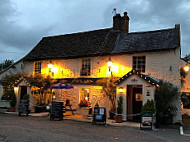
[0,73,23,100]
[0,59,14,71]
[155,80,179,124]
[183,54,190,63]
[180,67,187,85]
[97,75,118,112]
[30,74,55,106]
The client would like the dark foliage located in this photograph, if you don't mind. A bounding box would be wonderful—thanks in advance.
[155,80,179,124]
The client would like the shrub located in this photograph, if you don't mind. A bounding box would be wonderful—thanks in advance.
[117,96,123,115]
[10,93,17,107]
[155,80,178,124]
[142,99,156,113]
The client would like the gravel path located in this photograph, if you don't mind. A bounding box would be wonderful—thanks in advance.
[0,114,189,142]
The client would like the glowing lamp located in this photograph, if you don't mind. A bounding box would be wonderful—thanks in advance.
[184,65,189,72]
[14,87,18,94]
[119,87,123,93]
[48,63,53,69]
[85,96,88,100]
[107,58,112,72]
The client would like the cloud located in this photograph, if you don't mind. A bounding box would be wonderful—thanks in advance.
[103,0,190,56]
[0,0,190,61]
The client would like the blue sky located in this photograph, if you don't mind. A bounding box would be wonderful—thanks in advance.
[0,0,190,62]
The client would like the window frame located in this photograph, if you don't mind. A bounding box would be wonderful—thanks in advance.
[34,61,41,74]
[132,56,146,73]
[80,58,91,76]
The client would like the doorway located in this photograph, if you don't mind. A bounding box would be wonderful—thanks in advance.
[127,85,143,122]
[20,86,27,100]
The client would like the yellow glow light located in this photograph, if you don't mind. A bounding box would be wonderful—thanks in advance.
[85,96,88,100]
[107,61,112,68]
[184,65,189,72]
[48,63,53,69]
[52,67,58,73]
[14,87,18,94]
[119,87,123,93]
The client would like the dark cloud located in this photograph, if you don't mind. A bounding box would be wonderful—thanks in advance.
[104,0,190,56]
[0,0,189,61]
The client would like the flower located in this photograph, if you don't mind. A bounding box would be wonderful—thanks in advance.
[79,99,89,107]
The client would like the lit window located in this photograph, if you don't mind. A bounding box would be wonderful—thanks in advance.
[34,61,41,74]
[79,88,89,107]
[133,56,146,73]
[80,59,91,76]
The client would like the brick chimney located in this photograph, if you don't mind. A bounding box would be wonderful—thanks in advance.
[113,14,121,30]
[121,12,130,33]
[113,12,130,33]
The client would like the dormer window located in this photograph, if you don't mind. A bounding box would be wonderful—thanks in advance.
[80,59,91,76]
[34,61,41,74]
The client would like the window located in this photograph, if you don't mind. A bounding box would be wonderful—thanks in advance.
[34,61,41,74]
[80,59,91,76]
[79,88,90,107]
[133,56,146,73]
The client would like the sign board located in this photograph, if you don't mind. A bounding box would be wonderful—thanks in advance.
[50,102,63,121]
[140,111,153,130]
[18,99,29,116]
[136,94,143,101]
[93,107,106,125]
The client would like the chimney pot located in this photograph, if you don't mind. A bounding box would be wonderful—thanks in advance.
[113,14,121,30]
[113,11,130,33]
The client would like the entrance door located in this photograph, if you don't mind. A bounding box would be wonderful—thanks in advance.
[20,86,27,100]
[127,85,143,122]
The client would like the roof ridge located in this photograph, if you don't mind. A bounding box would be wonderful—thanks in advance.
[43,28,112,39]
[128,27,175,35]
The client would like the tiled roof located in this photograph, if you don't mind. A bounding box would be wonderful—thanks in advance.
[24,26,180,61]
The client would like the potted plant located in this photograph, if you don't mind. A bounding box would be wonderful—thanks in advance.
[142,99,156,113]
[115,96,123,123]
[141,99,156,127]
[9,93,17,112]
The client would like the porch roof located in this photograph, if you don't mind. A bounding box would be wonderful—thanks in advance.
[115,70,160,86]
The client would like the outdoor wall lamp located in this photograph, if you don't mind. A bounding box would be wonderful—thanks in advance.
[183,64,189,72]
[119,87,123,93]
[14,87,18,94]
[48,60,53,69]
[48,60,53,73]
[107,57,112,72]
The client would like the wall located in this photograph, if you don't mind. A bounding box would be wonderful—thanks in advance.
[34,48,181,88]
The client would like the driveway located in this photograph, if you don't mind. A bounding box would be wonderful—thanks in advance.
[0,113,189,142]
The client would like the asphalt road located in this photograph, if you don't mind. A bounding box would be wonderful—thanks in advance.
[0,114,189,142]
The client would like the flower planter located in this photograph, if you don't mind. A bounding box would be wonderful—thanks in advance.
[9,107,15,112]
[109,111,116,120]
[35,106,47,113]
[115,115,123,123]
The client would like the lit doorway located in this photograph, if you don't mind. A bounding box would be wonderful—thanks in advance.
[127,85,143,122]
